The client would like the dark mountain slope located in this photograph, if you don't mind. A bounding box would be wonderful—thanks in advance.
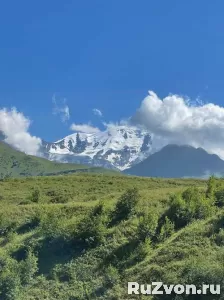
[124,144,224,178]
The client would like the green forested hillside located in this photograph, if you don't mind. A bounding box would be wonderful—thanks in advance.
[0,173,223,299]
[0,141,116,178]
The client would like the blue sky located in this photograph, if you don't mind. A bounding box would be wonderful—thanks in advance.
[1,1,224,141]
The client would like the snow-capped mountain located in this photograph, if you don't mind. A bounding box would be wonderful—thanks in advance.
[41,126,152,170]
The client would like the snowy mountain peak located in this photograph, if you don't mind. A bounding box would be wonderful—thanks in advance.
[42,125,152,170]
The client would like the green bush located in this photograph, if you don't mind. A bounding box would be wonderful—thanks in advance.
[0,259,21,300]
[75,213,106,247]
[49,194,68,204]
[20,251,38,285]
[214,189,224,208]
[5,231,17,243]
[45,190,57,197]
[158,216,175,242]
[215,229,224,246]
[30,189,40,203]
[104,265,120,288]
[135,238,152,261]
[137,210,158,241]
[46,189,69,203]
[206,175,216,199]
[0,217,17,237]
[91,200,105,217]
[18,200,32,205]
[112,188,139,223]
[167,187,214,229]
[183,258,224,294]
[39,211,62,239]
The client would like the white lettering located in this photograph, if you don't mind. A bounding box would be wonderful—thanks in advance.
[152,282,163,295]
[128,282,139,295]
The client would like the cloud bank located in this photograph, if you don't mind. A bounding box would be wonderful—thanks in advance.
[93,108,103,117]
[132,91,224,159]
[52,95,70,123]
[70,123,100,133]
[3,90,224,162]
[0,108,42,155]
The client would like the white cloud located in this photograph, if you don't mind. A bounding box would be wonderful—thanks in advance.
[93,108,103,117]
[52,95,70,123]
[0,108,42,155]
[132,90,224,159]
[70,123,100,133]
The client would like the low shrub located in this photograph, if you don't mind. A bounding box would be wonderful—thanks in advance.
[111,188,140,224]
[30,189,40,203]
[137,210,158,241]
[167,187,215,229]
[158,216,175,242]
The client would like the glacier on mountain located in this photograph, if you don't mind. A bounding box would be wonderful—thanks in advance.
[41,125,152,170]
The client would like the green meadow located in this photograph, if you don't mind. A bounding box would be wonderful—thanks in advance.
[0,172,223,299]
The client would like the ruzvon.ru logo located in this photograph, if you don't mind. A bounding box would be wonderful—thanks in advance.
[128,282,221,295]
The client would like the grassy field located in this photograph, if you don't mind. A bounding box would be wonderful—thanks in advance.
[0,173,223,299]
